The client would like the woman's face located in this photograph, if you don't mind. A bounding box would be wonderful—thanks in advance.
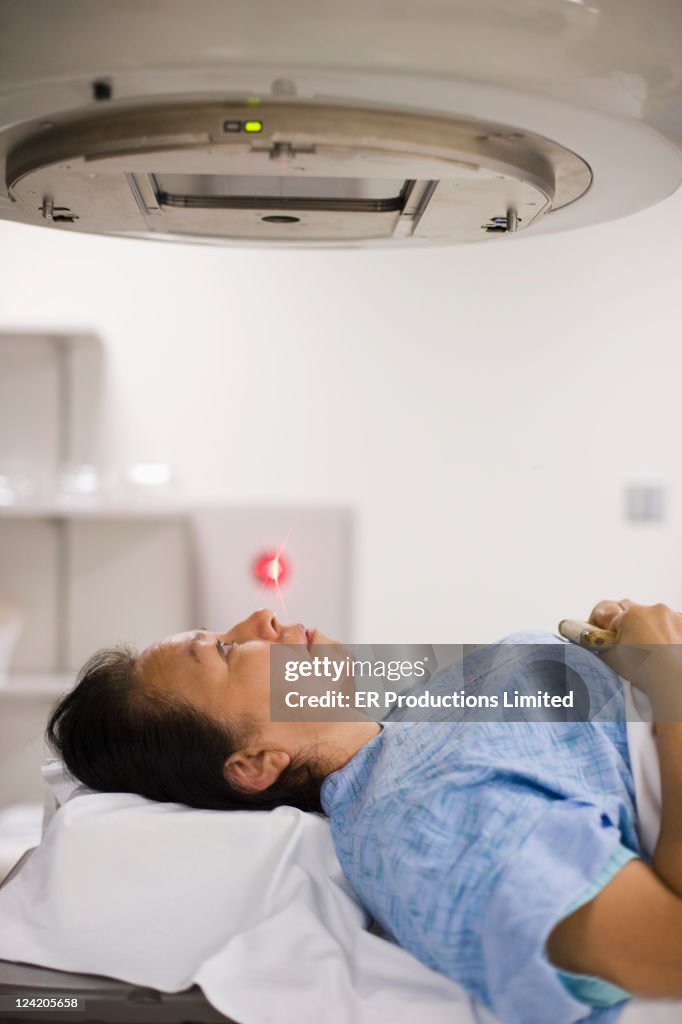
[136,609,327,730]
[137,609,379,795]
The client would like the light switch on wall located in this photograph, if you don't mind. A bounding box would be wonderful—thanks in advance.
[624,484,666,523]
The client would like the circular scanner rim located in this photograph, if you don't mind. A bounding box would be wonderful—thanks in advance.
[6,100,592,246]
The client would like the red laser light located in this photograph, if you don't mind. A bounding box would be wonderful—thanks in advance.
[253,551,288,587]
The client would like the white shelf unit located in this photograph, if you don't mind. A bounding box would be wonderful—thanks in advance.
[0,333,353,810]
[0,502,353,804]
[0,331,103,503]
[0,333,194,807]
[2,512,193,669]
[0,504,194,807]
[0,673,75,698]
[0,503,190,520]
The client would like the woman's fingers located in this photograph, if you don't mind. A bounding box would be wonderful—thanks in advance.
[608,599,636,635]
[589,599,634,632]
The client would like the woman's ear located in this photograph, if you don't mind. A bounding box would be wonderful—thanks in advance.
[224,749,291,793]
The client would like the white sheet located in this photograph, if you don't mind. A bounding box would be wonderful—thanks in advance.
[623,681,661,858]
[0,790,487,1024]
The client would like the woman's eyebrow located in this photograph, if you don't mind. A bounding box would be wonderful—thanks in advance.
[187,630,208,665]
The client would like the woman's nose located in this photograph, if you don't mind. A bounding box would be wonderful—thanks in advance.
[250,608,280,640]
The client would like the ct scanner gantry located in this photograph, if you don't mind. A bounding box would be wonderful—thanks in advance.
[0,0,680,247]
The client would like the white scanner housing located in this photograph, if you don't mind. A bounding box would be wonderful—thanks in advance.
[0,0,681,247]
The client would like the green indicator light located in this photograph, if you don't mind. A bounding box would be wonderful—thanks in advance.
[244,120,264,133]
[245,96,262,106]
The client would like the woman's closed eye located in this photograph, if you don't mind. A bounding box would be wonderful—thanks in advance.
[216,640,234,661]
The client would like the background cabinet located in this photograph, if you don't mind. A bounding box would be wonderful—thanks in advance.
[0,503,351,808]
[0,332,352,879]
[0,335,350,823]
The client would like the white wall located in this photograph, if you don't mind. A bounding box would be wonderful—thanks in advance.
[1,191,681,643]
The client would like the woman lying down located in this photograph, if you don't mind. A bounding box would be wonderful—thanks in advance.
[46,599,682,1024]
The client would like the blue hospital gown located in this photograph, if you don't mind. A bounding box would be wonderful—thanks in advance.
[321,632,643,1024]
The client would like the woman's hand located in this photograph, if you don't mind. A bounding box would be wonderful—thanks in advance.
[588,599,682,712]
[589,599,682,642]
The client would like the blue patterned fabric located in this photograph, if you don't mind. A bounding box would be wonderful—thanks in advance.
[321,632,642,1024]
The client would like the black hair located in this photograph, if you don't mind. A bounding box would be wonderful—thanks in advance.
[46,645,325,813]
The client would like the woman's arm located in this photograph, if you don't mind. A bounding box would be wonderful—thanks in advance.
[547,858,682,997]
[652,720,682,898]
[595,600,682,897]
[548,599,682,995]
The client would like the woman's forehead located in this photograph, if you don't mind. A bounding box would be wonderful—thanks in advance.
[138,634,196,680]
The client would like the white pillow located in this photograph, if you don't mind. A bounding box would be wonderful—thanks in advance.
[40,757,95,834]
[0,781,473,1024]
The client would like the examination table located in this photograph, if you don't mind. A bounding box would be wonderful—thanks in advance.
[0,782,480,1024]
[0,848,231,1024]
